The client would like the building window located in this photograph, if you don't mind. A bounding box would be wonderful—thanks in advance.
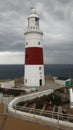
[25,79,27,83]
[33,27,35,29]
[35,18,39,26]
[35,18,38,22]
[38,42,40,45]
[26,42,28,45]
[39,66,42,70]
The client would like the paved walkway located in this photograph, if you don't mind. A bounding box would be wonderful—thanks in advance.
[0,115,7,130]
[0,104,54,130]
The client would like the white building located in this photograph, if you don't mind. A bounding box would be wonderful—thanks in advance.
[0,80,15,89]
[24,8,45,87]
[54,77,71,87]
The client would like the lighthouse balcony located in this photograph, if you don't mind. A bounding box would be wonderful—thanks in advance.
[25,26,43,33]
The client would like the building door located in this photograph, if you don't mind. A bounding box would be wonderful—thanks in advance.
[39,79,42,86]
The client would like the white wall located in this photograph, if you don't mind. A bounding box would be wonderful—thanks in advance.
[25,32,43,48]
[0,80,15,89]
[55,79,65,86]
[25,65,45,87]
[55,78,71,87]
[70,88,73,108]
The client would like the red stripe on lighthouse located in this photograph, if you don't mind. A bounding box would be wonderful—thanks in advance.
[25,47,43,65]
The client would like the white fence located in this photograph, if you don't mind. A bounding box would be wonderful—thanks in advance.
[0,95,14,104]
[70,88,73,108]
[7,89,73,130]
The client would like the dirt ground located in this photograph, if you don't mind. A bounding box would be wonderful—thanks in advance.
[0,104,53,130]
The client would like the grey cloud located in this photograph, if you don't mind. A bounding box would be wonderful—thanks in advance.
[44,39,73,64]
[10,42,25,52]
[0,26,25,51]
[41,0,73,22]
[58,0,72,5]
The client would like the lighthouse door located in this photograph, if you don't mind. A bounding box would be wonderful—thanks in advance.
[39,79,42,86]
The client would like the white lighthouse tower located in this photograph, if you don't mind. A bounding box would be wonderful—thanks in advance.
[24,8,45,87]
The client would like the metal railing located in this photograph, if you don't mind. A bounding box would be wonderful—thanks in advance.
[13,105,73,123]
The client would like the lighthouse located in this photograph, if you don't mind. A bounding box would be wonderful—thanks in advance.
[24,8,45,87]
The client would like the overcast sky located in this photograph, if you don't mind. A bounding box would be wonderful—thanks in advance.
[0,0,73,64]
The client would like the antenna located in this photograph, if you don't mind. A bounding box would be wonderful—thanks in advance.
[30,7,36,14]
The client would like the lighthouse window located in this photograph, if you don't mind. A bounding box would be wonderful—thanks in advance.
[35,18,39,26]
[25,79,27,83]
[26,42,28,45]
[33,27,35,29]
[39,66,42,70]
[38,42,40,45]
[35,17,38,22]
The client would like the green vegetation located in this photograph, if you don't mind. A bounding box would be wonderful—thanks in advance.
[0,87,26,96]
[16,87,69,110]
